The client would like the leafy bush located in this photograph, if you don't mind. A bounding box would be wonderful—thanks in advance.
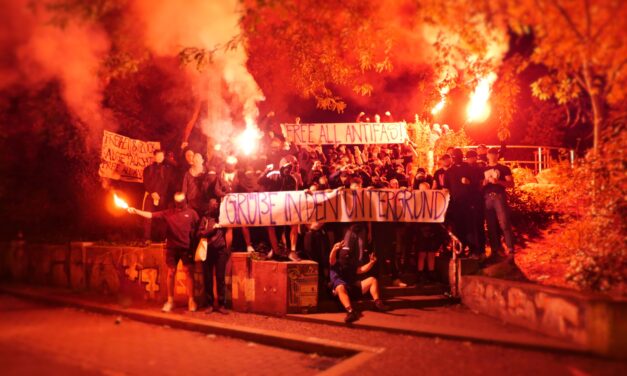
[509,127,626,295]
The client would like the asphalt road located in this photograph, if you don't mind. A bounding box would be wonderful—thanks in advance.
[0,293,625,376]
[0,294,336,376]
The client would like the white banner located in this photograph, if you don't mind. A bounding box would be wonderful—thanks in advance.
[280,122,408,145]
[219,189,449,227]
[98,130,161,183]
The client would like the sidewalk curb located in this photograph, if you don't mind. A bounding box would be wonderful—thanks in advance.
[284,312,593,358]
[0,286,384,375]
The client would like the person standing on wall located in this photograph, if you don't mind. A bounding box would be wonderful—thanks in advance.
[142,149,173,244]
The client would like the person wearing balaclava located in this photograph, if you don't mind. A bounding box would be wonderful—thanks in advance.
[198,199,229,314]
[127,192,199,313]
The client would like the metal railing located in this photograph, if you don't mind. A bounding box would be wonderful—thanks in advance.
[458,145,576,174]
[443,225,463,298]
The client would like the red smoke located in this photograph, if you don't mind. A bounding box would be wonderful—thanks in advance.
[0,0,113,148]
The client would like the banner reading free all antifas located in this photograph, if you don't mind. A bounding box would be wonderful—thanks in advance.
[280,122,408,145]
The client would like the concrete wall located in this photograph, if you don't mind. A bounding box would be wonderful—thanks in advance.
[461,275,627,358]
[0,241,318,315]
[0,241,209,303]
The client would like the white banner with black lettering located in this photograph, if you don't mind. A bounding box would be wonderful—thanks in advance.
[280,122,408,145]
[219,189,449,227]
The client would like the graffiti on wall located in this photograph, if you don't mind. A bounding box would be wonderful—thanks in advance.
[0,242,169,300]
[462,278,587,344]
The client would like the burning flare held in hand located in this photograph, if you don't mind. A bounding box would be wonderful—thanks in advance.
[236,124,262,156]
[113,193,129,209]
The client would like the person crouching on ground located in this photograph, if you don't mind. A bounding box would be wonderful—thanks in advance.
[329,238,390,324]
[127,192,199,313]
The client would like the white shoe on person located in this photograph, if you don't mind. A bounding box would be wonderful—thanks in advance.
[392,279,408,288]
[188,299,197,312]
[162,300,174,313]
[246,245,255,254]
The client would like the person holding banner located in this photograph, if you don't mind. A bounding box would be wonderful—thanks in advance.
[257,158,300,261]
[127,192,199,313]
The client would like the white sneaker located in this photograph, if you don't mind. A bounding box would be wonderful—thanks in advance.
[288,251,301,262]
[246,245,255,254]
[392,279,408,288]
[162,300,174,313]
[188,299,197,312]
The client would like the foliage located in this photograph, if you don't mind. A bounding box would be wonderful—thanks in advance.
[497,0,627,150]
[422,0,627,149]
[407,120,471,169]
[241,0,394,112]
[508,126,626,294]
[521,99,568,146]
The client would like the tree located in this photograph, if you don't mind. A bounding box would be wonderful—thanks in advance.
[240,0,393,113]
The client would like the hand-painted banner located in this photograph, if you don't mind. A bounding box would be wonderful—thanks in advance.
[280,122,408,145]
[98,130,161,183]
[219,189,449,227]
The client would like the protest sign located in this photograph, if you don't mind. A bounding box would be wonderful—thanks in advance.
[219,189,449,227]
[98,130,161,183]
[280,122,408,145]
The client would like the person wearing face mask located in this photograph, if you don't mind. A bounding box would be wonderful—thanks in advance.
[142,149,173,244]
[258,159,300,261]
[182,152,209,215]
[412,168,433,189]
[127,193,199,313]
[226,159,260,254]
[198,199,229,314]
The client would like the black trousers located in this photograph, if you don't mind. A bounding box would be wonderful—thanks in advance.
[202,247,230,307]
[142,195,166,241]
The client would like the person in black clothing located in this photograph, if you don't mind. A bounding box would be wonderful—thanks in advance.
[412,168,433,189]
[466,150,487,257]
[413,181,446,282]
[182,153,209,214]
[432,154,451,189]
[482,148,515,262]
[127,192,199,313]
[329,236,390,324]
[444,148,479,255]
[257,159,300,261]
[198,199,230,314]
[142,150,173,243]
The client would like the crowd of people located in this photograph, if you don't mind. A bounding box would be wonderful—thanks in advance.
[127,119,516,323]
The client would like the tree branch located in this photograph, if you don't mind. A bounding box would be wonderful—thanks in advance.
[583,0,592,39]
[549,0,586,43]
[590,1,622,43]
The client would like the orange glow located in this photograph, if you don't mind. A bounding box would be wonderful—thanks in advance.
[236,125,261,156]
[466,73,496,123]
[431,86,449,115]
[113,193,129,209]
[431,97,446,115]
